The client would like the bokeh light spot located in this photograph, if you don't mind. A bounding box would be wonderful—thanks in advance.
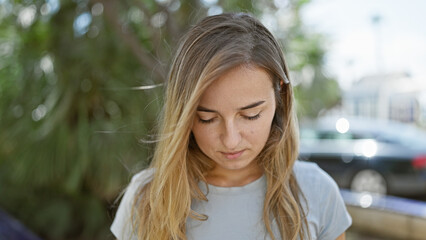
[18,5,37,28]
[336,117,350,133]
[359,193,373,208]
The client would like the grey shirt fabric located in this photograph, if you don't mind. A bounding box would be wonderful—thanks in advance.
[110,161,352,240]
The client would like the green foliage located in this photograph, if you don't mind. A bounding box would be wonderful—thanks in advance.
[0,0,340,239]
[283,0,341,118]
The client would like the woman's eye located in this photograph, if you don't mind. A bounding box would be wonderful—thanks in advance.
[198,118,215,124]
[244,113,261,121]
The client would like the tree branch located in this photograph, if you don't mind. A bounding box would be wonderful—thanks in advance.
[99,0,167,82]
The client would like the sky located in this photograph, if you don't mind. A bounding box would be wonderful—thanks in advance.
[300,0,426,89]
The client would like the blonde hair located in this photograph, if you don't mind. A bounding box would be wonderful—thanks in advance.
[132,12,309,240]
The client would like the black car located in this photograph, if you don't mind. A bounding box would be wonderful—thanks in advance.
[299,117,426,196]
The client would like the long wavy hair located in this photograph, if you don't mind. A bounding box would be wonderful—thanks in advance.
[132,12,309,240]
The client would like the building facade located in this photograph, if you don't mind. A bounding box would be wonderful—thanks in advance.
[342,73,426,126]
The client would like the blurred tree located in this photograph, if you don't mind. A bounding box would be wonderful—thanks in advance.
[276,0,342,118]
[0,0,339,239]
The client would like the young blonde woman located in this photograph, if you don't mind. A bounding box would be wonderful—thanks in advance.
[111,13,351,240]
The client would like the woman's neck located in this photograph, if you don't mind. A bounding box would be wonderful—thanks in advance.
[205,162,263,187]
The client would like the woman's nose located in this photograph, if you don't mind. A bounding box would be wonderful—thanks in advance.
[221,121,241,150]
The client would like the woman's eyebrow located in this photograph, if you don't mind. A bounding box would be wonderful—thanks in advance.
[196,106,216,112]
[196,100,265,112]
[239,100,265,110]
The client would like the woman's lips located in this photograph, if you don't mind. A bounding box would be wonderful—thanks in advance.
[221,150,245,159]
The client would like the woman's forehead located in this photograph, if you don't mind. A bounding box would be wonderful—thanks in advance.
[197,66,275,109]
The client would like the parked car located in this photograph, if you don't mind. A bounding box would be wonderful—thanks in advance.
[298,116,426,196]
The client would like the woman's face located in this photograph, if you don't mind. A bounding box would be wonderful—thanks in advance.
[191,65,276,173]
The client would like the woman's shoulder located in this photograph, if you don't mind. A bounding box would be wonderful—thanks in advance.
[293,160,323,175]
[293,161,337,189]
[117,168,155,208]
[129,168,155,187]
[293,160,341,202]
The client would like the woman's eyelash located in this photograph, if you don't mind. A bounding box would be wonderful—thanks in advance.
[198,114,260,124]
[245,114,260,120]
[198,118,214,124]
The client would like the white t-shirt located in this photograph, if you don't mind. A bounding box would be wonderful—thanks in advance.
[110,161,352,240]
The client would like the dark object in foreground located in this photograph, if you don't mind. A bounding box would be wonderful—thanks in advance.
[299,117,426,196]
[0,209,43,240]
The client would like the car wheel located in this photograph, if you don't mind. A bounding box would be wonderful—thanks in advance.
[350,169,387,195]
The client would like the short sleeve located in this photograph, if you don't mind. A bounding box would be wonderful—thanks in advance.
[293,161,352,240]
[110,169,154,240]
[316,168,352,239]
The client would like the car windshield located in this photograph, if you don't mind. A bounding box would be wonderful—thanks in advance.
[377,125,426,150]
[300,120,426,150]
